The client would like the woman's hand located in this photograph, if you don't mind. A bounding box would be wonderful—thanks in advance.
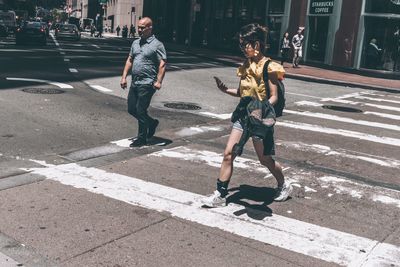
[214,76,228,93]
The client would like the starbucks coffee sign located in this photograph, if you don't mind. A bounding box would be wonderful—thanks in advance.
[310,0,334,14]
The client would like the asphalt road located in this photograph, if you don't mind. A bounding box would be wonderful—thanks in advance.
[0,32,399,267]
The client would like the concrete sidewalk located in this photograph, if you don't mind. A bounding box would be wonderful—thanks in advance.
[94,32,400,92]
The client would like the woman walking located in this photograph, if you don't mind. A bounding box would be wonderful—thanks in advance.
[202,23,292,208]
[280,32,290,67]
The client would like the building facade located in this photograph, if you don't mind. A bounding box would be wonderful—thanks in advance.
[143,0,400,75]
[104,0,143,32]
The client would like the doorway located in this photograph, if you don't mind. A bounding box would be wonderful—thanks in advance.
[307,16,329,62]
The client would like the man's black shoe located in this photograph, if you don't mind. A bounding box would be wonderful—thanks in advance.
[130,139,147,147]
[147,119,159,138]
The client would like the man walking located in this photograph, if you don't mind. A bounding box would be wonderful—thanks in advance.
[292,28,304,68]
[120,17,167,147]
[116,25,121,37]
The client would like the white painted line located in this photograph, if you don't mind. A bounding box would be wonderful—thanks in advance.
[64,58,70,62]
[6,77,73,89]
[69,68,78,73]
[321,92,368,102]
[295,100,323,107]
[363,111,400,121]
[150,146,269,174]
[92,44,100,49]
[25,162,400,266]
[60,51,66,55]
[199,111,232,120]
[284,109,400,131]
[286,92,322,99]
[295,101,400,121]
[277,120,400,147]
[354,96,400,104]
[278,141,400,168]
[50,33,59,47]
[322,99,400,113]
[175,125,224,137]
[89,85,113,93]
[150,146,400,207]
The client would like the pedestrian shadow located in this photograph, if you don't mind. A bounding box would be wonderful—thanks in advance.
[226,185,276,220]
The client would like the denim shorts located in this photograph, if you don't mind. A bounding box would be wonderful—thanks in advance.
[232,120,275,156]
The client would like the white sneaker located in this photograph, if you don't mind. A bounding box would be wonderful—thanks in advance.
[202,190,227,208]
[274,182,293,202]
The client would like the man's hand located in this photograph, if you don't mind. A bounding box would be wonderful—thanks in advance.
[153,81,162,90]
[120,77,127,89]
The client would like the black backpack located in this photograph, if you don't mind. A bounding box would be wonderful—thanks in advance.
[263,60,286,117]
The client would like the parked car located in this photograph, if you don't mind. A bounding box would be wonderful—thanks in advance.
[15,21,46,45]
[40,22,49,37]
[55,24,80,41]
[0,23,7,37]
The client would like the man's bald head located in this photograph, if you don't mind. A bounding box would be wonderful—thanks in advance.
[138,17,153,39]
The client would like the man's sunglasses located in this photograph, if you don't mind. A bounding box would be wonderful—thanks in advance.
[138,26,152,30]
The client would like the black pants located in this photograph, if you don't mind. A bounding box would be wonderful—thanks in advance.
[127,84,157,141]
[281,48,290,65]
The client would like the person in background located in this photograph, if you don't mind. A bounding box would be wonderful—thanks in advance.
[130,24,136,38]
[365,38,382,69]
[292,28,304,68]
[120,17,167,147]
[280,32,290,67]
[116,25,121,37]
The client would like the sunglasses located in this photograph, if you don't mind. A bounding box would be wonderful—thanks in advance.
[239,41,253,51]
[138,25,152,30]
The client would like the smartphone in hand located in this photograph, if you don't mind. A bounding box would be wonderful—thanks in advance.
[213,76,227,92]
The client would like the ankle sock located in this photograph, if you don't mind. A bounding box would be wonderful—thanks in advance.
[217,179,230,197]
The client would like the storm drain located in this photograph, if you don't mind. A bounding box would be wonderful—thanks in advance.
[164,102,201,110]
[21,88,65,94]
[322,105,362,113]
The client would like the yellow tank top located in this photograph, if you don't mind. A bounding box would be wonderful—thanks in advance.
[237,57,285,101]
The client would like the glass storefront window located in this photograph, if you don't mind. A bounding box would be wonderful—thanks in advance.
[307,16,329,62]
[362,17,400,71]
[365,0,400,15]
[268,0,285,14]
[266,16,282,55]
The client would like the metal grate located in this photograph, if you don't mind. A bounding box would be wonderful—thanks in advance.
[164,102,202,110]
[322,105,363,113]
[21,88,65,94]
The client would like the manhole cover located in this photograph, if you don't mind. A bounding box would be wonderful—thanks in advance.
[21,88,65,94]
[164,102,201,110]
[322,105,362,113]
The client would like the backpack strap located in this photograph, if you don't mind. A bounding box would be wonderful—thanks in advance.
[262,59,272,100]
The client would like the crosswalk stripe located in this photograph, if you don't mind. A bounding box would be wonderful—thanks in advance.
[284,109,400,131]
[322,99,400,112]
[354,95,400,104]
[278,120,400,146]
[278,141,400,168]
[363,111,400,120]
[89,85,113,93]
[26,161,400,266]
[295,101,400,120]
[149,146,400,204]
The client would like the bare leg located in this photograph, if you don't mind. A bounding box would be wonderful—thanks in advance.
[252,138,284,186]
[219,128,243,182]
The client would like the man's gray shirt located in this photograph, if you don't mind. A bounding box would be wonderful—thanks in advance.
[292,34,304,49]
[129,35,167,86]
